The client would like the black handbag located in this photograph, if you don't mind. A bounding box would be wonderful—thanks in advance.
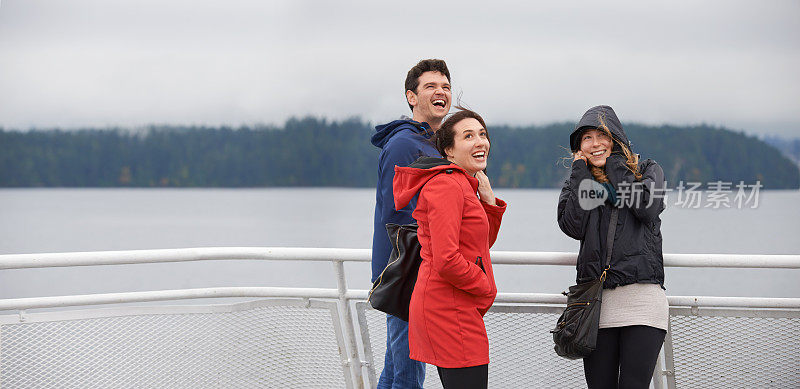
[551,208,619,359]
[368,223,423,322]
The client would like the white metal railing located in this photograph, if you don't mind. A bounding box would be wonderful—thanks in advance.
[1,248,799,389]
[3,247,800,269]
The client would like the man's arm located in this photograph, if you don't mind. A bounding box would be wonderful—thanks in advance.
[378,135,424,226]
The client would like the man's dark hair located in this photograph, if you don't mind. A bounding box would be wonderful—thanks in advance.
[404,59,450,112]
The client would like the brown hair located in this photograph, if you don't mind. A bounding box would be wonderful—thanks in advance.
[405,59,451,112]
[432,106,489,159]
[581,114,641,182]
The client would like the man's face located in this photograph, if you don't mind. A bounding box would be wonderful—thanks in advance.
[406,71,451,123]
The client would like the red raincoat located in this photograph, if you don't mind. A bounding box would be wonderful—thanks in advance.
[393,159,506,368]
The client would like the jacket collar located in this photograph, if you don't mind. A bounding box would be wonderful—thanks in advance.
[393,157,479,209]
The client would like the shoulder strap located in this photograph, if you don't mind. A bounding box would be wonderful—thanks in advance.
[603,207,619,269]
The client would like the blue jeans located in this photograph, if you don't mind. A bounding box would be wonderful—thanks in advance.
[377,314,426,389]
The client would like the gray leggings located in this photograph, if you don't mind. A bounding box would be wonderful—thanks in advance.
[583,325,666,389]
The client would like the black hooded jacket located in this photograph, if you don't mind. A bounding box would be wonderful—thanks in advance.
[558,105,666,288]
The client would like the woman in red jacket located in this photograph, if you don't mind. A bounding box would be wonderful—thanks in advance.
[393,108,506,389]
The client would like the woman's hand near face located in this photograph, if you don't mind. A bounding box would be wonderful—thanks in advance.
[475,170,496,206]
[573,151,587,162]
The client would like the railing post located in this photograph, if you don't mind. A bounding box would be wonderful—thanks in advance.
[663,320,677,389]
[652,346,665,389]
[333,259,364,389]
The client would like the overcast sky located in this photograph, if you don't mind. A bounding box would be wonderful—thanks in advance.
[1,0,798,136]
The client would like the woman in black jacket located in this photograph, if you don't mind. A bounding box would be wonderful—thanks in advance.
[557,105,668,389]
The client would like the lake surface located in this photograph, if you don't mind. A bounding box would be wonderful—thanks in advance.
[1,188,798,308]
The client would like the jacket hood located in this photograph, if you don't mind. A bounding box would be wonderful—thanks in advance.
[371,119,433,149]
[569,105,632,152]
[393,157,473,210]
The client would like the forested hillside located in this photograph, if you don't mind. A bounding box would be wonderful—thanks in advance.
[2,118,798,188]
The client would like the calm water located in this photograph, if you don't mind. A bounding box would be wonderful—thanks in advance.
[1,188,798,307]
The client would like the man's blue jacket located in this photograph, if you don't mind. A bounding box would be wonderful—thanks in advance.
[370,119,440,282]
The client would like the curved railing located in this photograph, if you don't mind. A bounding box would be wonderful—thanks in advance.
[1,248,798,389]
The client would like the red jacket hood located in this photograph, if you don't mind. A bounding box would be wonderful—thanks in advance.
[393,157,479,210]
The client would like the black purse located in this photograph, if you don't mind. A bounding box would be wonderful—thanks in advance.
[368,223,423,322]
[551,208,619,359]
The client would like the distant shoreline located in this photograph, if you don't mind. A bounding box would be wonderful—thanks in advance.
[2,118,799,189]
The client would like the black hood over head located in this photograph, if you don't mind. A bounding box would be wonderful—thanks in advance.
[570,105,632,152]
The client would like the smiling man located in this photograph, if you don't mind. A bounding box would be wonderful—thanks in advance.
[370,59,452,389]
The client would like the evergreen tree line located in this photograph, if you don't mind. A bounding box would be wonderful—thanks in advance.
[1,117,798,189]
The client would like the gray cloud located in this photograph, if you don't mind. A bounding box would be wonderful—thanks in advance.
[0,0,798,136]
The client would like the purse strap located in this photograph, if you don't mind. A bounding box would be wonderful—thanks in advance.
[600,207,619,282]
